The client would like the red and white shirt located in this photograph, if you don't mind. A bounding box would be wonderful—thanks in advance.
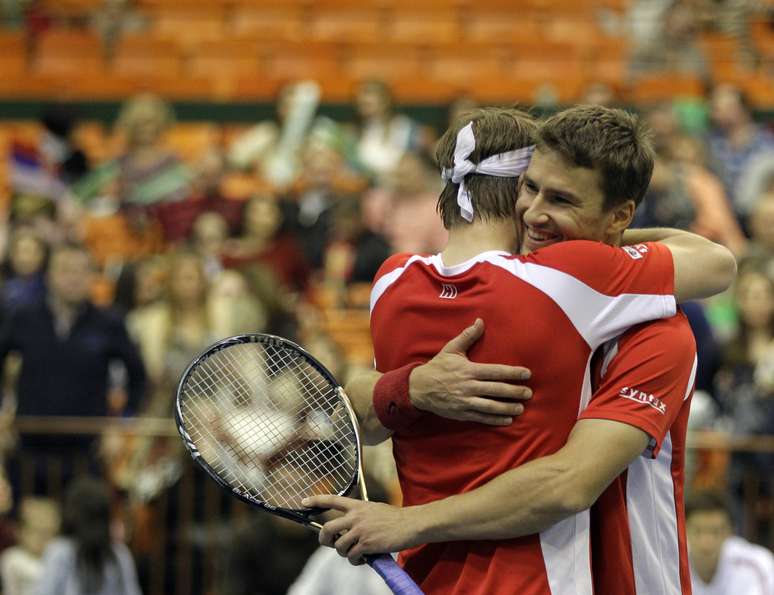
[691,536,774,595]
[582,312,697,595]
[370,240,676,595]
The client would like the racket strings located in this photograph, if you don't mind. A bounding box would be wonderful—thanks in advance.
[179,340,357,509]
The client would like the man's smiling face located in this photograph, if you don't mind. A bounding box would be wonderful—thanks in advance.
[516,148,612,254]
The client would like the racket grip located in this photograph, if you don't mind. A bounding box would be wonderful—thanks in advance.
[366,554,424,595]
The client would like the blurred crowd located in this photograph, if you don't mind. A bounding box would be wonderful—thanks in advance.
[0,76,771,591]
[0,2,770,593]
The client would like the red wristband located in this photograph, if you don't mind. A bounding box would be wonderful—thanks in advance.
[373,362,423,432]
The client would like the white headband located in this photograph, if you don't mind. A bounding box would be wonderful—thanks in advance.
[441,122,535,222]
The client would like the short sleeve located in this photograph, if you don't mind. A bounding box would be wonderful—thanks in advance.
[579,313,697,458]
[528,240,675,297]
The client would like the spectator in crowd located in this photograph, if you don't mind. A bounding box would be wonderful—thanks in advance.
[208,269,267,339]
[381,150,447,255]
[111,255,166,318]
[0,497,59,595]
[354,80,421,180]
[0,242,146,494]
[0,227,48,314]
[707,84,774,218]
[627,0,709,79]
[323,196,390,287]
[90,0,147,56]
[74,94,191,258]
[291,141,363,272]
[747,191,774,272]
[687,490,774,594]
[38,107,89,188]
[35,477,142,595]
[190,211,228,280]
[714,263,774,527]
[635,137,747,255]
[221,193,310,294]
[228,80,321,189]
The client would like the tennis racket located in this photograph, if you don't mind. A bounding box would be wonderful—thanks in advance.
[175,333,424,595]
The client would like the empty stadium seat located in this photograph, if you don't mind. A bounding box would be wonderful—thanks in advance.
[33,30,105,77]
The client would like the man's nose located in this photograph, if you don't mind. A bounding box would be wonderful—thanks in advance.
[522,195,550,227]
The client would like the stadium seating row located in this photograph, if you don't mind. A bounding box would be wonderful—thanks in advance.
[0,26,771,105]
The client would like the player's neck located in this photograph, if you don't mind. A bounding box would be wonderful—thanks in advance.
[441,220,516,266]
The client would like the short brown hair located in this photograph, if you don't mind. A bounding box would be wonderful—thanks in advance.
[435,107,537,229]
[685,490,733,521]
[538,106,655,210]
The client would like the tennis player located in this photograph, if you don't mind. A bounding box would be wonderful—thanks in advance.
[305,106,736,595]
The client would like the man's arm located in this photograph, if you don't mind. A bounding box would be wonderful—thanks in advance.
[305,418,648,562]
[345,319,532,445]
[622,227,737,302]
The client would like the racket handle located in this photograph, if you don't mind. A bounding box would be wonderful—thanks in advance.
[366,554,424,595]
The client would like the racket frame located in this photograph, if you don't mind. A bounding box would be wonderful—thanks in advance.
[174,333,362,529]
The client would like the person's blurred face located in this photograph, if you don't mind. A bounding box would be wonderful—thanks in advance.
[357,83,390,120]
[735,271,774,330]
[389,152,430,196]
[516,148,623,253]
[302,144,341,188]
[687,510,732,578]
[711,85,748,131]
[47,249,93,306]
[169,257,207,306]
[245,196,281,240]
[192,212,228,255]
[10,232,45,277]
[750,195,774,252]
[134,260,165,307]
[124,102,167,149]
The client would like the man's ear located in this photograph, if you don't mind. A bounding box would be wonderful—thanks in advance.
[607,200,636,236]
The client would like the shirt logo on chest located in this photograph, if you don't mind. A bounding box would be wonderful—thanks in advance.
[439,284,458,299]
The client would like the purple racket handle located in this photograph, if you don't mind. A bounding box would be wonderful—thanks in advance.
[367,554,424,594]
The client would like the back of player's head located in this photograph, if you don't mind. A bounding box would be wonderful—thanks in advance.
[685,490,733,523]
[537,105,655,211]
[435,107,537,229]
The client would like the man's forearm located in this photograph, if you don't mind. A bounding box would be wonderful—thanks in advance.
[624,227,737,301]
[344,371,392,445]
[410,453,587,543]
[622,227,689,244]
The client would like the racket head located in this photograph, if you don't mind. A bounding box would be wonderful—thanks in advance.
[175,333,361,524]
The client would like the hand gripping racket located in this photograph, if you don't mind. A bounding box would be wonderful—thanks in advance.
[175,333,424,595]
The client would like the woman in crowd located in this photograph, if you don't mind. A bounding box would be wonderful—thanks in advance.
[35,478,141,595]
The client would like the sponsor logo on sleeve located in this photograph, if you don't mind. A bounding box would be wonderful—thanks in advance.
[623,244,649,260]
[439,284,458,299]
[618,386,666,414]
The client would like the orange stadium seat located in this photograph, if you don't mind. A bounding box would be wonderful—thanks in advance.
[463,10,542,43]
[39,0,102,18]
[386,10,461,44]
[308,7,386,43]
[112,36,184,79]
[230,5,307,42]
[426,44,509,84]
[263,43,343,80]
[188,39,262,78]
[628,74,705,104]
[0,32,27,78]
[148,6,228,48]
[345,44,425,81]
[33,30,105,77]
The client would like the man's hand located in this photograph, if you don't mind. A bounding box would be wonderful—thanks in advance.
[409,319,532,425]
[303,495,422,565]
